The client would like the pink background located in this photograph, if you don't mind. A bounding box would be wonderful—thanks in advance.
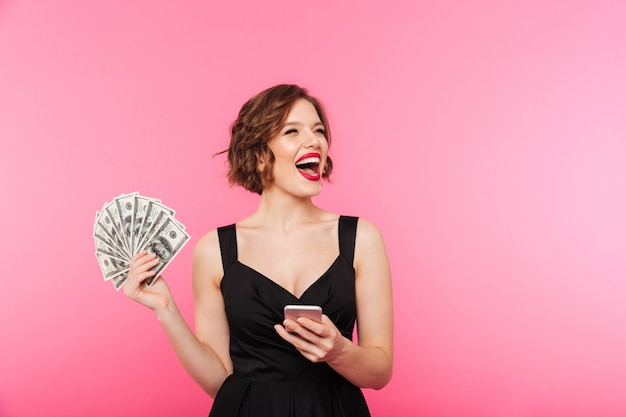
[1,1,625,416]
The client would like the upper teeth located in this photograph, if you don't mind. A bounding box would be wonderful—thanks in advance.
[296,157,320,166]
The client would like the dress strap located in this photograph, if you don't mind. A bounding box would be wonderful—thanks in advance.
[217,224,238,270]
[338,215,359,266]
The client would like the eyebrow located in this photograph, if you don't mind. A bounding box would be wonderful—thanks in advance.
[283,121,325,128]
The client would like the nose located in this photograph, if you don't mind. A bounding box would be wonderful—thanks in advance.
[304,129,321,148]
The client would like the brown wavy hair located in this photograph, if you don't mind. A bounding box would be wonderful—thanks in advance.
[225,84,333,194]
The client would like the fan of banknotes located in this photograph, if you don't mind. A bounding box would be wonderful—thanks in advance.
[93,192,190,290]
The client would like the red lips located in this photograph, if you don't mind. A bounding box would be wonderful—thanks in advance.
[295,153,321,181]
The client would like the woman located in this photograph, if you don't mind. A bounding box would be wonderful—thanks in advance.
[125,84,393,416]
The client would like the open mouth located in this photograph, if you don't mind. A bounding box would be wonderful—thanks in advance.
[295,153,321,181]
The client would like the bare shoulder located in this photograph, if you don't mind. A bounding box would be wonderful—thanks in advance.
[192,229,223,290]
[194,229,221,257]
[354,217,390,276]
[355,217,386,248]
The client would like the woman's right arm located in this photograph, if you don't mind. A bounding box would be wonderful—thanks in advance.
[125,229,233,398]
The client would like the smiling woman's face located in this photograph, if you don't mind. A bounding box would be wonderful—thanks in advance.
[262,99,329,198]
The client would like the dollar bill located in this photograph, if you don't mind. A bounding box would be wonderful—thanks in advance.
[93,192,190,291]
[100,202,130,256]
[142,216,190,287]
[94,237,127,263]
[94,210,128,259]
[131,195,160,254]
[95,251,130,281]
[135,201,174,251]
[114,192,138,255]
[111,272,128,291]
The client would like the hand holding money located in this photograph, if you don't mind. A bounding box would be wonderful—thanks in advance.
[123,251,173,310]
[93,192,190,290]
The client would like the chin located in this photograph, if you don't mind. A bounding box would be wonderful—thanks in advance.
[294,183,322,198]
[308,185,323,197]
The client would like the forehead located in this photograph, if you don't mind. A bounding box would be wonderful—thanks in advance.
[283,99,323,124]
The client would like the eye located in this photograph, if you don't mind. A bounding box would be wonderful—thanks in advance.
[284,128,298,135]
[315,128,326,135]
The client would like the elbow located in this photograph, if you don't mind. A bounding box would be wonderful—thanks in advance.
[361,356,393,390]
[199,380,221,399]
[371,367,393,390]
[195,372,232,399]
[372,351,393,389]
[204,386,218,399]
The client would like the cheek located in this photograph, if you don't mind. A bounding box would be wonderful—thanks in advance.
[321,138,330,152]
[270,144,297,166]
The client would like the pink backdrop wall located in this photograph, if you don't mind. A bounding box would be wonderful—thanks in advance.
[1,1,625,416]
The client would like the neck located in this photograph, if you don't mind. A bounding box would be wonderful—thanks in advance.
[251,188,321,229]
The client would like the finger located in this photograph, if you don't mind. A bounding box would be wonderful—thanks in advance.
[130,266,157,286]
[275,324,331,363]
[130,252,159,272]
[275,324,310,351]
[126,257,160,292]
[132,256,160,275]
[274,324,289,340]
[275,322,310,344]
[295,317,328,337]
[131,250,150,262]
[282,319,325,346]
[131,251,157,268]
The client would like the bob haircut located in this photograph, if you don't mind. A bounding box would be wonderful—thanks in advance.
[226,84,333,194]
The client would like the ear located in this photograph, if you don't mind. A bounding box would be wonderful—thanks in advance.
[257,147,270,173]
[257,153,266,173]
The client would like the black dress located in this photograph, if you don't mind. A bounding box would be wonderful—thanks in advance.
[208,216,371,417]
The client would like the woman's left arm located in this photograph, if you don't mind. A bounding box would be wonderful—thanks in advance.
[275,218,393,389]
